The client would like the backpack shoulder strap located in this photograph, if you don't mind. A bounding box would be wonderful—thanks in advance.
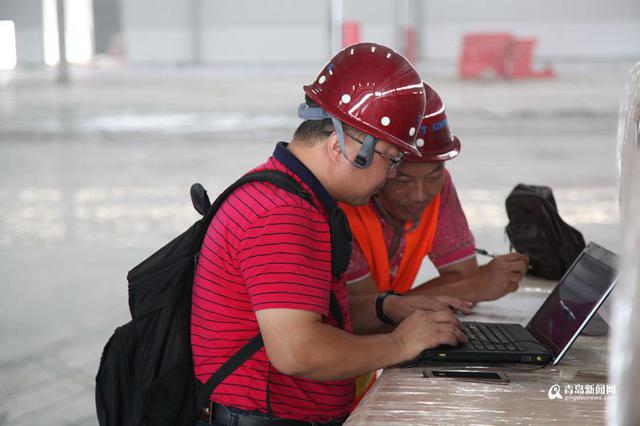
[202,170,315,221]
[195,334,264,413]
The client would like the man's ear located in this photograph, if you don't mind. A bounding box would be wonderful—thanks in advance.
[325,132,343,165]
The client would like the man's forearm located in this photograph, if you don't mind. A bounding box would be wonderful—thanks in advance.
[407,275,479,302]
[348,292,391,334]
[270,321,404,381]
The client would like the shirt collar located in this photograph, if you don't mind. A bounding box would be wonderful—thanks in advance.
[273,142,338,214]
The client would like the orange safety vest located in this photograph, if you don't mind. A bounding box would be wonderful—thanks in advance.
[341,194,441,293]
[341,195,441,409]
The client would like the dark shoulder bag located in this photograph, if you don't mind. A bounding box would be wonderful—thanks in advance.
[505,183,586,280]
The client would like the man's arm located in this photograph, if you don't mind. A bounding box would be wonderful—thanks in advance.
[407,257,479,298]
[412,257,479,289]
[407,253,529,302]
[347,275,472,334]
[347,276,389,333]
[255,307,466,381]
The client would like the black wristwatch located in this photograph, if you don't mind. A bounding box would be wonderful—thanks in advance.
[375,290,400,325]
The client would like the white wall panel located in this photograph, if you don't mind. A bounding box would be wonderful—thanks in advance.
[116,0,640,66]
[201,27,327,65]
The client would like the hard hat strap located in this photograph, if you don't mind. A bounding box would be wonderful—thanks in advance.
[297,103,331,120]
[331,117,376,169]
[297,103,377,169]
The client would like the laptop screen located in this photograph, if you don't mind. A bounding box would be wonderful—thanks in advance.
[526,242,618,359]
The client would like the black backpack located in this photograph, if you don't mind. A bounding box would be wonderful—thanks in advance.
[95,170,346,426]
[505,184,586,280]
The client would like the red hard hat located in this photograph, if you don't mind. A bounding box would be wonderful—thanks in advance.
[304,42,425,156]
[403,82,461,162]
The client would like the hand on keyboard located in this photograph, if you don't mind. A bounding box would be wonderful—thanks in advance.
[392,310,468,360]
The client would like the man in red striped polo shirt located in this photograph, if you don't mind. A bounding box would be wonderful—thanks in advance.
[191,43,470,426]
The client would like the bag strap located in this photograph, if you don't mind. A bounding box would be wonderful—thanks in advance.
[195,333,264,414]
[201,170,315,223]
[329,293,344,329]
[195,170,345,412]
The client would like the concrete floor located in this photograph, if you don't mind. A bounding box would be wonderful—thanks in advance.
[0,62,633,425]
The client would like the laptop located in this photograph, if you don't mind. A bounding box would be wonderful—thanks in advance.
[421,242,619,365]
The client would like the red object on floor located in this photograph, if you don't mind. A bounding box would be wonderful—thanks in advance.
[509,37,555,78]
[459,33,555,79]
[458,32,514,79]
[343,21,361,47]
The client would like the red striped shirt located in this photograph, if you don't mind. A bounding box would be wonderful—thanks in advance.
[191,148,354,422]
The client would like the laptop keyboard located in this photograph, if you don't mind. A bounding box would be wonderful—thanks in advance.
[463,323,524,352]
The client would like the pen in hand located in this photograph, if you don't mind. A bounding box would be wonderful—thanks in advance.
[475,248,496,258]
[475,248,533,270]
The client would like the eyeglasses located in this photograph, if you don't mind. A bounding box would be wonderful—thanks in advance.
[344,131,403,171]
